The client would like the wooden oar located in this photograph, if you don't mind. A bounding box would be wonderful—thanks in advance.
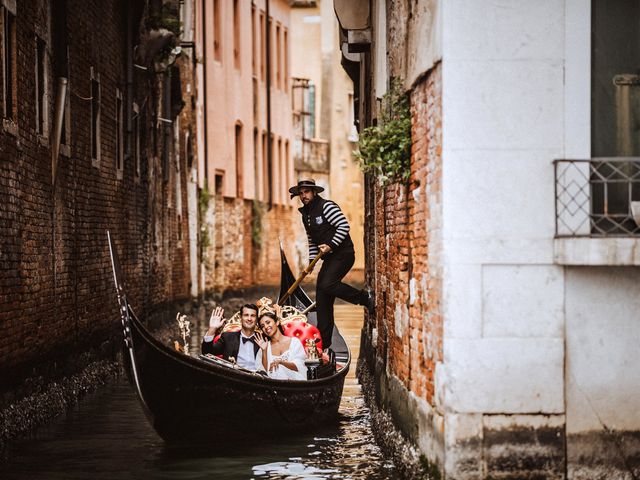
[278,250,326,306]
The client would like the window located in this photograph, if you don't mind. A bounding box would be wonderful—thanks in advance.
[233,0,240,70]
[90,69,101,165]
[115,89,124,176]
[186,126,194,169]
[268,16,273,85]
[292,78,316,141]
[592,0,640,157]
[283,28,288,91]
[215,171,224,197]
[174,118,183,243]
[307,84,316,138]
[259,11,265,81]
[2,5,17,123]
[277,137,282,204]
[35,36,47,136]
[235,122,243,198]
[262,131,270,203]
[213,0,221,62]
[347,92,358,142]
[285,140,290,201]
[271,134,277,203]
[253,127,259,196]
[251,5,256,76]
[133,102,140,178]
[590,0,640,233]
[276,24,281,89]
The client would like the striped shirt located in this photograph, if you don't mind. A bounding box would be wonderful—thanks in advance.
[308,201,350,261]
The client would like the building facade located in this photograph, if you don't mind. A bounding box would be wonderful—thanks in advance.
[195,0,299,291]
[337,0,640,478]
[0,0,196,413]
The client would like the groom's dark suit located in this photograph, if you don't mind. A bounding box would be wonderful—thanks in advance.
[201,331,260,360]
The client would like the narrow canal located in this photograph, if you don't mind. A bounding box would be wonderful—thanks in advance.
[0,304,397,479]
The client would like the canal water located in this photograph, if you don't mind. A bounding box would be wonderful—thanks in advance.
[0,305,397,479]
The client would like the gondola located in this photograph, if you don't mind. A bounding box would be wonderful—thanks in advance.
[107,232,351,442]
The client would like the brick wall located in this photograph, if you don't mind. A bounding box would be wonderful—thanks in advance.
[202,199,301,292]
[366,64,443,408]
[0,0,194,390]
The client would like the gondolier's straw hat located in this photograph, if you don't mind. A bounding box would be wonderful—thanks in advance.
[289,179,325,199]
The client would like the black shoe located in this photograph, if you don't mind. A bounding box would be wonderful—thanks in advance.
[363,289,375,315]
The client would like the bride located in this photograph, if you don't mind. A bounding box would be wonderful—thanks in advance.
[254,310,307,381]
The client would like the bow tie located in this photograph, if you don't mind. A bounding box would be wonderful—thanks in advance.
[241,336,254,344]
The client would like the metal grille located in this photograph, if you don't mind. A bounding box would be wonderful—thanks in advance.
[555,159,640,237]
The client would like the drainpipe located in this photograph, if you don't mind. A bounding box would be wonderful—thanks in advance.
[266,0,272,210]
[201,0,209,182]
[51,77,67,186]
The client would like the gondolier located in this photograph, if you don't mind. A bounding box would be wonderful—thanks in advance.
[289,179,374,349]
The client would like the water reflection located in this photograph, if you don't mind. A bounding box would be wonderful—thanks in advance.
[0,376,394,479]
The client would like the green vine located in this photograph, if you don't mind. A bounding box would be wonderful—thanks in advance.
[251,200,264,250]
[198,186,211,263]
[354,78,412,185]
[146,6,183,70]
[146,6,182,37]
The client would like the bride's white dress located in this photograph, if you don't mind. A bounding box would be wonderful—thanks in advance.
[255,337,307,380]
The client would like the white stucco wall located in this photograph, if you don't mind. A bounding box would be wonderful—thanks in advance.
[439,0,640,449]
[440,0,566,417]
[565,267,640,433]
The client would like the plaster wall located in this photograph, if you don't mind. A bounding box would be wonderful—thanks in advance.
[203,0,293,203]
[204,0,253,198]
[437,0,640,476]
[565,267,640,433]
[441,0,566,417]
[386,0,442,88]
[254,0,294,207]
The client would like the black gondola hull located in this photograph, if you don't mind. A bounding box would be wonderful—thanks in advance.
[127,310,348,441]
[109,232,351,442]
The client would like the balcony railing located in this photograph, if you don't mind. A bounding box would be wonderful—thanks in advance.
[554,159,640,237]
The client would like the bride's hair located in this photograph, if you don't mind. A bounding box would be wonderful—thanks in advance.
[258,311,285,335]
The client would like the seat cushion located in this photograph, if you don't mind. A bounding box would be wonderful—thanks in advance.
[282,319,323,354]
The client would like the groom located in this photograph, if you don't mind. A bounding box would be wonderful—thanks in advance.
[201,304,260,370]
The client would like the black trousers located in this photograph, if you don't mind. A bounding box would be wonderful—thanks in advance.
[316,249,365,348]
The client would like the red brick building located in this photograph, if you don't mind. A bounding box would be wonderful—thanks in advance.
[0,0,196,396]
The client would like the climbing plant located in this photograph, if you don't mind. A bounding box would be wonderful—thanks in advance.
[146,4,182,37]
[198,186,211,264]
[145,5,183,72]
[251,200,264,250]
[354,78,412,185]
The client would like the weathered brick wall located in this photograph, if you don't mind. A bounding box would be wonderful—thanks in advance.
[0,0,193,389]
[408,66,443,404]
[202,200,301,292]
[367,64,443,407]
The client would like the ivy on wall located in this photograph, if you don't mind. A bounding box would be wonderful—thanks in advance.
[354,79,412,185]
[198,186,211,265]
[251,200,264,250]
